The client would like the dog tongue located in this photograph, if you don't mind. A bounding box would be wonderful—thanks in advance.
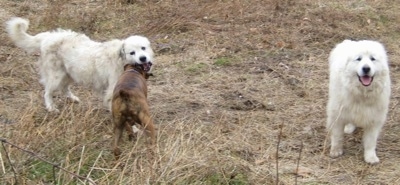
[360,76,372,86]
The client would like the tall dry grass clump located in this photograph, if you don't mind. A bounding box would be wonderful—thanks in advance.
[1,104,278,184]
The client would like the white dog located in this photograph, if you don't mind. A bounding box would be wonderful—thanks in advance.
[6,17,154,112]
[326,40,391,164]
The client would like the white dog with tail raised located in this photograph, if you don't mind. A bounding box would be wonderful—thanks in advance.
[6,17,154,112]
[327,40,390,164]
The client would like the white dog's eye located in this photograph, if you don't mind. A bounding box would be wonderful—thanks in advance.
[141,47,146,50]
[370,56,376,61]
[130,51,135,55]
[356,57,362,61]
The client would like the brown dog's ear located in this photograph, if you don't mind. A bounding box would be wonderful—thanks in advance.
[123,64,130,71]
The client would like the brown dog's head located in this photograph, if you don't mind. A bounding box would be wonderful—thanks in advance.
[124,63,153,79]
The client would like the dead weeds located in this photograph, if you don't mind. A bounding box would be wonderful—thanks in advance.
[1,0,400,184]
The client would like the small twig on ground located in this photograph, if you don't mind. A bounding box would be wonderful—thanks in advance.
[276,124,283,185]
[78,145,85,176]
[0,146,6,174]
[52,166,57,184]
[1,139,18,184]
[85,150,103,184]
[295,141,303,185]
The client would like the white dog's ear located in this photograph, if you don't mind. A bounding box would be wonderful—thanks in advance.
[119,43,126,60]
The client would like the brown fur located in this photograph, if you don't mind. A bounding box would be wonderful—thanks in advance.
[112,64,156,159]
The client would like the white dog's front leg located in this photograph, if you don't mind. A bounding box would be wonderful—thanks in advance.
[103,87,113,111]
[44,91,59,112]
[363,126,382,164]
[329,121,345,158]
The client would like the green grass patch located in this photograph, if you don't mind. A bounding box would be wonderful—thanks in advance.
[27,160,55,182]
[202,173,248,185]
[213,57,232,66]
[186,63,207,73]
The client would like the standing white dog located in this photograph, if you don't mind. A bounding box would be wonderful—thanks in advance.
[326,40,391,164]
[6,17,154,112]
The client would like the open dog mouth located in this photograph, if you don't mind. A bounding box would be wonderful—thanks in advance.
[358,75,373,86]
[136,62,152,72]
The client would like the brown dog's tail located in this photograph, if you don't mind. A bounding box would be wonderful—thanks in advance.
[119,89,131,112]
[119,89,131,101]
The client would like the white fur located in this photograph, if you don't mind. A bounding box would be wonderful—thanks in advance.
[326,40,391,164]
[6,17,154,112]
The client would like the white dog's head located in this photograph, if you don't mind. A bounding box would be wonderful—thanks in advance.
[344,40,388,87]
[121,35,154,73]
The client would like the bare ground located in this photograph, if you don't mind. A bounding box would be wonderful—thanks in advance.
[1,0,400,184]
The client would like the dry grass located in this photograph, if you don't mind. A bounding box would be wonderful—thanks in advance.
[1,0,400,184]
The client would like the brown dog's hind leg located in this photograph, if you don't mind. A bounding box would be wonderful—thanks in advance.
[125,121,136,141]
[112,115,125,159]
[138,112,156,145]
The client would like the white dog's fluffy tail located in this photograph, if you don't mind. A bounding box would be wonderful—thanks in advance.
[6,17,45,54]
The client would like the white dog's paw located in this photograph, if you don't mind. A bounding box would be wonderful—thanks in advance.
[67,95,80,103]
[104,99,112,111]
[364,152,380,164]
[48,107,60,113]
[344,124,356,134]
[330,148,343,158]
[46,105,60,113]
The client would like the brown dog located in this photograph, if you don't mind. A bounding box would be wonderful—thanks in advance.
[112,63,156,159]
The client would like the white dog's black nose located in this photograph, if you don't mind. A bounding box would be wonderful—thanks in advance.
[362,66,371,73]
[139,56,147,62]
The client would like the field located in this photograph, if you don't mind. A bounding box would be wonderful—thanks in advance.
[1,0,400,184]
